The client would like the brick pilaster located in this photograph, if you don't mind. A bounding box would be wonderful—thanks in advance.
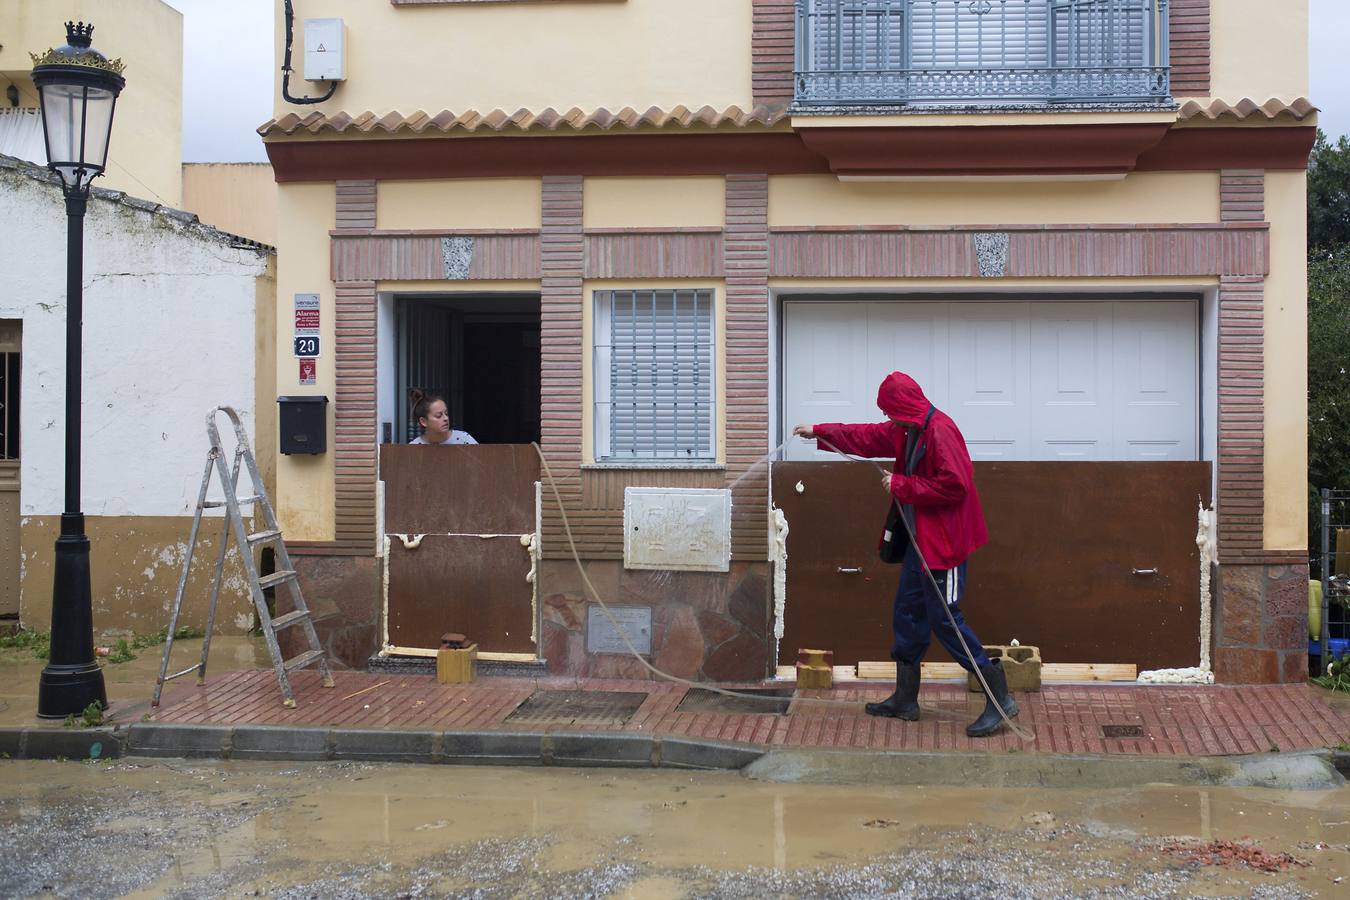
[723,175,771,558]
[538,176,585,555]
[752,0,796,107]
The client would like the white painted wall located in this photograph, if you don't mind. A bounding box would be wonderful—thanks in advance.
[0,162,271,517]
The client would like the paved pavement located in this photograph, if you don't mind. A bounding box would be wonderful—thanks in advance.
[133,669,1350,758]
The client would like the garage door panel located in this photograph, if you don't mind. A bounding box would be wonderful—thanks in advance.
[949,303,1030,459]
[784,303,873,461]
[782,298,1197,463]
[1031,303,1113,460]
[865,302,949,409]
[1112,302,1197,459]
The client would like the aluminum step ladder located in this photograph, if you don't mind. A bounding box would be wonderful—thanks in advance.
[153,406,334,709]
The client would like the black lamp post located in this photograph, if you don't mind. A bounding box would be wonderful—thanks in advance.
[31,22,125,719]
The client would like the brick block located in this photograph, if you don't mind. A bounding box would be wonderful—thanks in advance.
[968,645,1041,693]
[1280,651,1310,685]
[1264,616,1309,652]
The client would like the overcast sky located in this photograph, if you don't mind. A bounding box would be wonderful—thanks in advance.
[165,0,1350,163]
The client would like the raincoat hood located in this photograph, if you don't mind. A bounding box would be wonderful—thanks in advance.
[876,372,933,424]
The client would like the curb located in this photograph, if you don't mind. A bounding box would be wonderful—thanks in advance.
[0,727,122,761]
[2,724,1344,789]
[742,747,1348,791]
[0,724,764,771]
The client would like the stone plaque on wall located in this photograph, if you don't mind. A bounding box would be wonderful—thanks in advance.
[623,487,732,573]
[586,604,653,656]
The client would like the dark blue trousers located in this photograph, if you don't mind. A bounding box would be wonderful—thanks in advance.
[891,543,990,672]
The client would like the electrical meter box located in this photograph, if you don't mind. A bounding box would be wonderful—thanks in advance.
[278,395,329,455]
[304,18,346,82]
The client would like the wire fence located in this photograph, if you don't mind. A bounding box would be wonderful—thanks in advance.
[1314,488,1350,673]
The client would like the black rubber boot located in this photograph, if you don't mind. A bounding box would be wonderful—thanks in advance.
[966,660,1018,738]
[865,662,920,720]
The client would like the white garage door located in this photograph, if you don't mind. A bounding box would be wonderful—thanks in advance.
[782,300,1197,462]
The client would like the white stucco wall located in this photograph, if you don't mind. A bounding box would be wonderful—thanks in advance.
[0,162,272,517]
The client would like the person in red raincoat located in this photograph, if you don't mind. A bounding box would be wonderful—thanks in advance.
[794,371,1018,738]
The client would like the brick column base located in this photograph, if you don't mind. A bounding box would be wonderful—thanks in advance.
[1213,563,1310,683]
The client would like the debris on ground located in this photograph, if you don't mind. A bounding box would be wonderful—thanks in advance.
[863,818,902,829]
[1160,840,1311,873]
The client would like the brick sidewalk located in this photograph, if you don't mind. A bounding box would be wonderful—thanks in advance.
[133,670,1350,758]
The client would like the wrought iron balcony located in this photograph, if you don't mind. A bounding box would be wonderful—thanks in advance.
[795,0,1172,109]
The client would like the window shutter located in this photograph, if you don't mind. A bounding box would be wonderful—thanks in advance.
[598,290,715,461]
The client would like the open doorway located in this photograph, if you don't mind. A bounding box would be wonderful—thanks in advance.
[392,294,540,445]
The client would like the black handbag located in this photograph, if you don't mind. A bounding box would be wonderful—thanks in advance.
[878,406,934,565]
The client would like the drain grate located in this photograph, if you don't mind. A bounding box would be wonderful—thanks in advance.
[505,690,648,726]
[676,687,795,715]
[1101,724,1146,739]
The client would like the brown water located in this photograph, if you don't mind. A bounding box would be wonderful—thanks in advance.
[0,635,270,727]
[2,759,1348,898]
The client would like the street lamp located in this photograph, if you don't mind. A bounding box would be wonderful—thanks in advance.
[30,22,125,718]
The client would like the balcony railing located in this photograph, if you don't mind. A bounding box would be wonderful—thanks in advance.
[795,0,1171,108]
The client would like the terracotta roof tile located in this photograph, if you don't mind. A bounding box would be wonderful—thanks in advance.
[258,104,791,137]
[1178,97,1317,122]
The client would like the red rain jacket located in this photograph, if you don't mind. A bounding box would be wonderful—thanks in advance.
[813,372,988,571]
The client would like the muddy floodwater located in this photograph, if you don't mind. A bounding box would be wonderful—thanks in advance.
[1,759,1348,898]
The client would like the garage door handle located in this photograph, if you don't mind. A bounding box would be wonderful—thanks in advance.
[1132,568,1158,576]
[837,567,863,575]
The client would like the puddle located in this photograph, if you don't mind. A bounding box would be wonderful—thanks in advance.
[1,759,1348,897]
[0,635,270,727]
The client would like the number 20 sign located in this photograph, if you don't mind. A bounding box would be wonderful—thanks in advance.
[293,335,321,358]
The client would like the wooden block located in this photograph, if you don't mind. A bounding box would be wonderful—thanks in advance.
[857,660,1138,683]
[797,648,834,668]
[436,643,478,684]
[795,661,833,690]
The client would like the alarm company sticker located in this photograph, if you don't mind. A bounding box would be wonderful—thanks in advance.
[294,293,320,335]
[299,358,317,386]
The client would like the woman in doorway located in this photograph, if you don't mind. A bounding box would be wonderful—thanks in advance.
[409,389,478,445]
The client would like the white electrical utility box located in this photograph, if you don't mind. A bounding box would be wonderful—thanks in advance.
[303,18,345,82]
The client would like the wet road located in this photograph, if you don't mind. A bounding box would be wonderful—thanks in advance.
[2,759,1349,898]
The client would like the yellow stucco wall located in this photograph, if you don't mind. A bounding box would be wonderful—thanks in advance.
[0,0,184,207]
[1210,0,1309,103]
[183,163,279,247]
[584,177,726,229]
[581,279,727,467]
[376,179,542,231]
[768,173,1222,228]
[1264,171,1308,552]
[274,181,337,541]
[272,0,752,118]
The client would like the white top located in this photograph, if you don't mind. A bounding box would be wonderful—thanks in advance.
[411,430,478,445]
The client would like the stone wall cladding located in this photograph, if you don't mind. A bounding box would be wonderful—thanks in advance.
[538,560,771,682]
[1213,563,1309,684]
[281,555,382,669]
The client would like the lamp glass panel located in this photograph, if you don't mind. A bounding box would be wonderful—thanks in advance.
[38,82,116,189]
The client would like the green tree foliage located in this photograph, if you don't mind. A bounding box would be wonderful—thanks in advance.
[1309,130,1350,257]
[1309,130,1350,550]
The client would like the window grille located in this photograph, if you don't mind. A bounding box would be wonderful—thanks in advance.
[796,0,1169,106]
[594,290,715,462]
[0,352,18,460]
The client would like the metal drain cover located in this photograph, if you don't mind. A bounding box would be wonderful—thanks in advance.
[676,687,795,715]
[505,690,648,726]
[1101,724,1146,739]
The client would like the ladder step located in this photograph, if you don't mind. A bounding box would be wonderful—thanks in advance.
[163,664,199,683]
[258,570,297,590]
[269,609,310,630]
[202,495,262,509]
[247,529,283,545]
[283,649,325,672]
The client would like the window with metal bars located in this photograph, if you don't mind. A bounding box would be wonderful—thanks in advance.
[593,289,716,462]
[0,351,18,460]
